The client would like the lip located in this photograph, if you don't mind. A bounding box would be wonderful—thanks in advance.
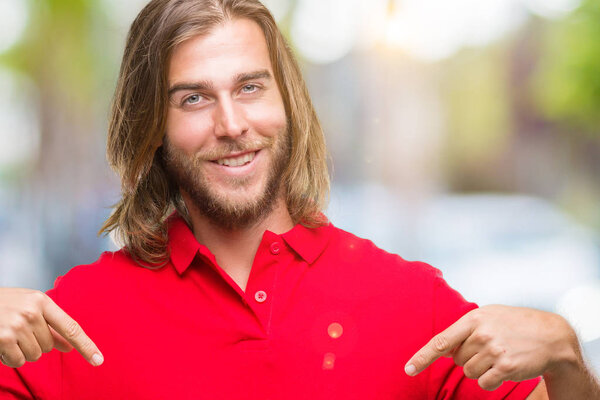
[207,149,262,176]
[210,149,260,162]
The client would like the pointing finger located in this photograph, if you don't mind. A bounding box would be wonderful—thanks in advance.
[405,313,475,376]
[41,298,103,366]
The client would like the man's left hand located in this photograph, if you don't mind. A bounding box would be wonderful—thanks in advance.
[404,305,578,391]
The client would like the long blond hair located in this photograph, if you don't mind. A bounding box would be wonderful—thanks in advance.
[100,0,329,267]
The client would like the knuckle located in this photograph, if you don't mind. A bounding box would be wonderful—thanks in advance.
[63,321,82,340]
[20,308,39,323]
[552,313,571,330]
[468,309,482,324]
[432,335,450,353]
[32,290,47,301]
[9,317,27,332]
[0,331,17,345]
[488,345,505,358]
[29,290,47,306]
[473,330,493,344]
[496,358,516,375]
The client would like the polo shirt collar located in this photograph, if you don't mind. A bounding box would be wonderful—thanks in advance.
[281,221,332,264]
[166,213,333,275]
[166,214,212,275]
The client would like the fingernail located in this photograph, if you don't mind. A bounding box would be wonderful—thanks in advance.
[405,364,417,376]
[91,353,104,367]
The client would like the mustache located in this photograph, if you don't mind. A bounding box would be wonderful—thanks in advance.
[162,136,275,163]
[197,137,275,161]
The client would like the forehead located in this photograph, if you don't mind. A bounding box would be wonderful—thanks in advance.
[168,18,273,85]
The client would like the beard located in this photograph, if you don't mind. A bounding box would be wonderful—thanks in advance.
[161,127,291,231]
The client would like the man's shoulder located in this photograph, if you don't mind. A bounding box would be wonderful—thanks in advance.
[316,224,464,326]
[47,249,171,320]
[324,223,443,282]
[48,249,164,304]
[52,250,136,286]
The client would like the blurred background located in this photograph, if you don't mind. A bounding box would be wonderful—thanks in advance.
[0,0,599,370]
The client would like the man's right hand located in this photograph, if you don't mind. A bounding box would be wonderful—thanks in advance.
[0,288,103,368]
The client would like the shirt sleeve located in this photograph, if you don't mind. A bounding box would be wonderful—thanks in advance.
[0,286,63,399]
[426,268,541,400]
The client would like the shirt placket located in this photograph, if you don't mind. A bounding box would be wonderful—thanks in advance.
[244,231,284,335]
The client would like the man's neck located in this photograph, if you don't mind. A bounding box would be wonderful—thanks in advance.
[182,195,294,292]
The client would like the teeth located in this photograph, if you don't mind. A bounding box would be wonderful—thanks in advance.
[216,152,256,167]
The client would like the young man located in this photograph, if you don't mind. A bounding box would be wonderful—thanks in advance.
[0,0,598,398]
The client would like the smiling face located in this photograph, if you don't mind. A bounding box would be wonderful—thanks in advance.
[162,18,290,229]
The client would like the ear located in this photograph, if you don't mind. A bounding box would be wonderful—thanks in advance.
[153,133,165,148]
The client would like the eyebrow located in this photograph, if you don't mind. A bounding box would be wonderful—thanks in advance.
[233,69,272,84]
[168,69,273,97]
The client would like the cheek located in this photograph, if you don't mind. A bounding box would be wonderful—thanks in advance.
[165,109,212,152]
[247,104,287,138]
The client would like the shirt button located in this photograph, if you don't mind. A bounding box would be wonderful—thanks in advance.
[255,290,267,303]
[270,242,281,255]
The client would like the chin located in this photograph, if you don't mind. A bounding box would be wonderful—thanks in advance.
[212,185,267,207]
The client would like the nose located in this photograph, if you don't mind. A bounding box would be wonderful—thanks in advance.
[214,97,249,139]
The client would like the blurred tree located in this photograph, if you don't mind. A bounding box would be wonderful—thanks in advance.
[439,9,600,232]
[439,43,515,192]
[533,0,600,136]
[0,0,117,286]
[531,0,600,230]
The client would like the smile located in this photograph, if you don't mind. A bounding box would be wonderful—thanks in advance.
[214,151,257,167]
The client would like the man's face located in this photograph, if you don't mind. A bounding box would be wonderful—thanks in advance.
[162,18,290,229]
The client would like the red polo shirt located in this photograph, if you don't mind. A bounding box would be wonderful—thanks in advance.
[0,215,540,399]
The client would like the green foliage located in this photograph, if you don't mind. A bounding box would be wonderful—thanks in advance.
[440,45,513,165]
[0,0,109,106]
[533,0,600,136]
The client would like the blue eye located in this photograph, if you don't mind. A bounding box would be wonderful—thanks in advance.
[241,84,257,93]
[185,94,202,104]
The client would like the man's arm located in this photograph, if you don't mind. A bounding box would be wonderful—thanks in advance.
[526,381,547,400]
[526,362,600,399]
[542,348,600,399]
[404,305,600,399]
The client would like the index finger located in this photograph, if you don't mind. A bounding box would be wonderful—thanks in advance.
[405,313,474,376]
[42,297,104,366]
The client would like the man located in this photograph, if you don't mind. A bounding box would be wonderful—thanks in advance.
[0,0,598,398]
